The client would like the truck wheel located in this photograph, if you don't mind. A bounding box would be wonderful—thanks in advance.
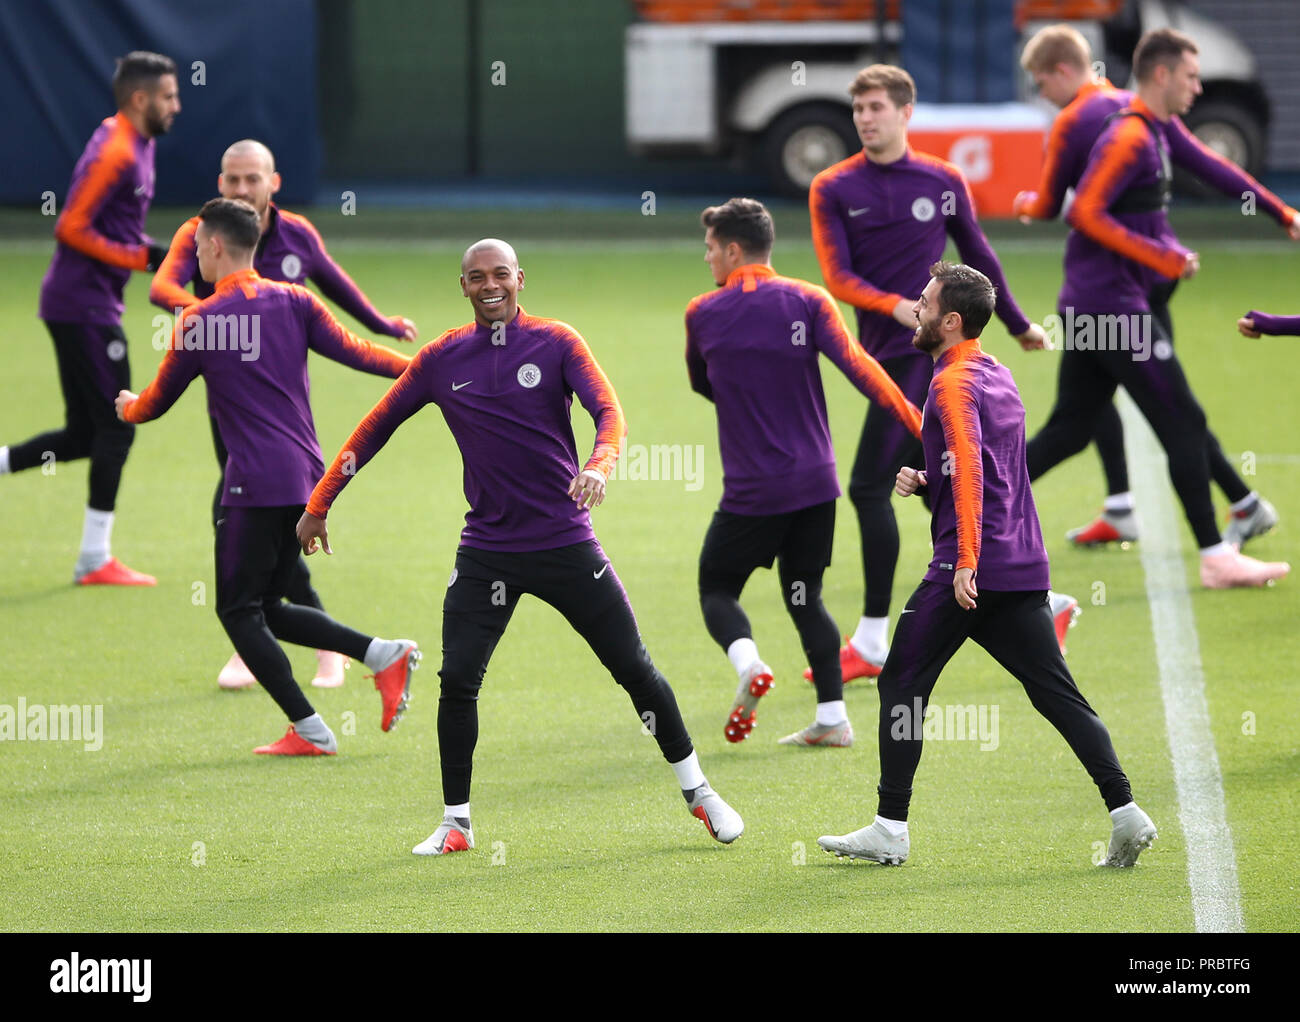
[1177,100,1266,197]
[761,105,858,195]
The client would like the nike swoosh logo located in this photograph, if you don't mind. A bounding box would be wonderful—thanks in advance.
[593,563,609,579]
[900,609,914,614]
[134,185,147,196]
[848,207,869,217]
[451,381,472,391]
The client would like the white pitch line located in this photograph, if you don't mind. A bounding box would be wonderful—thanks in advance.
[1118,390,1243,933]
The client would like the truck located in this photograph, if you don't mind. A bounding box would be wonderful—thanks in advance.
[625,0,1270,198]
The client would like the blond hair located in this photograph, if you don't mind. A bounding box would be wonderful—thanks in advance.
[1020,24,1091,74]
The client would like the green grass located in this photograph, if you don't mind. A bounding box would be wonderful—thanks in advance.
[1,209,1297,931]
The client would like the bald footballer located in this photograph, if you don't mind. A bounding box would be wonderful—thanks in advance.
[298,239,744,854]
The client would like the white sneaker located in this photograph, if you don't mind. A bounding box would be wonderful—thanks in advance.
[1223,496,1279,551]
[777,719,854,747]
[413,813,475,855]
[1102,804,1157,867]
[724,661,774,743]
[685,782,744,844]
[818,820,909,865]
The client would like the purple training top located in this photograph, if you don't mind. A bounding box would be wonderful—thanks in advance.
[123,268,410,506]
[921,338,1050,591]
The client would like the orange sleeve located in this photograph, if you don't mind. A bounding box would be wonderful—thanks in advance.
[122,323,200,423]
[559,324,625,479]
[1066,118,1188,279]
[53,124,149,271]
[933,359,983,574]
[1016,105,1080,221]
[148,218,200,312]
[306,339,443,518]
[806,285,921,437]
[809,167,906,316]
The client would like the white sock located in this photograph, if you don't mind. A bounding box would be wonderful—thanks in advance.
[670,751,706,792]
[815,700,847,726]
[726,637,759,678]
[363,637,405,671]
[851,616,888,660]
[1229,491,1258,514]
[77,507,114,571]
[1200,542,1233,558]
[292,712,336,751]
[0,445,10,474]
[876,814,908,837]
[1103,492,1135,512]
[1109,801,1137,819]
[444,802,470,822]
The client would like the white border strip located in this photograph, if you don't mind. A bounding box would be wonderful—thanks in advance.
[1118,390,1243,932]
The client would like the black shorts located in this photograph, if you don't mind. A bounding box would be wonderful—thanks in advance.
[698,500,835,579]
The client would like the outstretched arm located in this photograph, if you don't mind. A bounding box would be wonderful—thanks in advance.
[811,288,922,438]
[148,217,200,312]
[301,290,411,378]
[117,340,199,423]
[299,346,438,550]
[302,218,418,339]
[1239,310,1300,337]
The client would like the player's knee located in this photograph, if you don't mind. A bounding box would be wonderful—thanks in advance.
[438,657,484,702]
[94,422,135,460]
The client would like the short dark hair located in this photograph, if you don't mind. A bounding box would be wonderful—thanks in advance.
[929,261,995,338]
[112,51,177,109]
[849,64,916,107]
[198,197,261,252]
[700,197,774,256]
[1133,28,1198,84]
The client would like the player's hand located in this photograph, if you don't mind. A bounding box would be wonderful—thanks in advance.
[953,567,978,610]
[1013,190,1036,224]
[568,469,606,510]
[393,316,418,342]
[892,299,918,328]
[1180,252,1200,279]
[1286,212,1300,241]
[1237,316,1261,338]
[895,466,927,497]
[1016,323,1047,351]
[296,511,332,555]
[145,243,168,272]
[114,389,137,422]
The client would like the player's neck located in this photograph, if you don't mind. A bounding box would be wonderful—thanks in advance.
[118,107,150,139]
[1134,88,1171,121]
[930,333,972,363]
[211,259,255,286]
[864,137,908,165]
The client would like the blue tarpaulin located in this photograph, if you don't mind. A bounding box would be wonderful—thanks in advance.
[0,0,319,206]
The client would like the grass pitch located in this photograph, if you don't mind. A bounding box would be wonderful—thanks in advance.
[1,206,1296,931]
